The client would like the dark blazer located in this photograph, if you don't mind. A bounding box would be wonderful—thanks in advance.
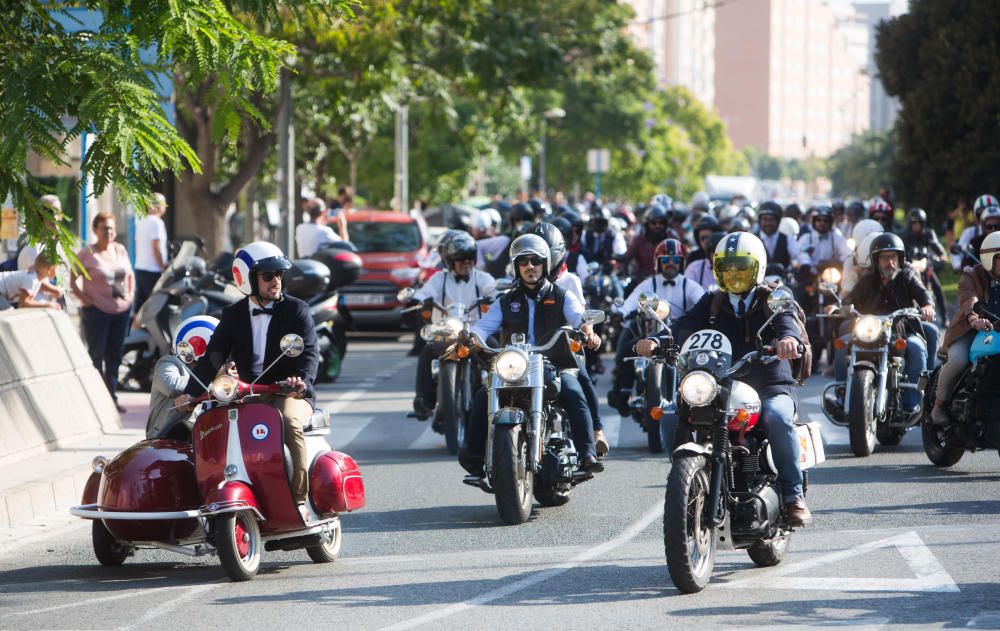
[186,295,319,408]
[672,289,802,400]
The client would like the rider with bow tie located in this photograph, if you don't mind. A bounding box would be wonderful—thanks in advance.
[410,232,496,420]
[607,238,704,417]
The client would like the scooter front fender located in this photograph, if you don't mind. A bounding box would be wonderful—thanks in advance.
[201,482,263,521]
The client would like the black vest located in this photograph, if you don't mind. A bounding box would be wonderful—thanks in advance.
[767,232,791,268]
[499,282,576,368]
[581,231,614,263]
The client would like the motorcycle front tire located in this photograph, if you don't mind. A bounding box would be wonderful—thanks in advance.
[492,425,534,525]
[664,453,716,593]
[848,368,877,457]
[437,361,463,456]
[644,363,664,453]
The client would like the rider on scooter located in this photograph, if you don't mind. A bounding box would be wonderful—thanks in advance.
[410,231,496,420]
[148,315,219,441]
[459,235,604,482]
[635,232,813,527]
[180,241,320,521]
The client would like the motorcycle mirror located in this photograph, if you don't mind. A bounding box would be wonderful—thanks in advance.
[612,297,624,308]
[766,286,796,313]
[637,291,659,311]
[819,282,839,296]
[583,309,606,325]
[176,341,197,364]
[280,334,305,358]
[397,287,416,303]
[495,278,513,292]
[587,261,600,274]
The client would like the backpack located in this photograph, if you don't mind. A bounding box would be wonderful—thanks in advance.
[708,281,813,384]
[0,245,22,272]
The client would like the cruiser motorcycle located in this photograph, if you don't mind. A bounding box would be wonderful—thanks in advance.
[663,286,824,593]
[71,334,366,581]
[624,292,675,454]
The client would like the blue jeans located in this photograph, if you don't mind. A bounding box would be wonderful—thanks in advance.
[80,306,131,401]
[901,333,927,411]
[760,394,803,503]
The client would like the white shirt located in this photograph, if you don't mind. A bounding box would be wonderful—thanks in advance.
[135,215,168,272]
[759,230,810,267]
[412,268,496,323]
[295,222,340,258]
[953,225,980,270]
[797,230,851,265]
[248,299,272,375]
[0,270,39,303]
[685,259,718,292]
[617,274,705,320]
[572,255,590,281]
[555,272,585,304]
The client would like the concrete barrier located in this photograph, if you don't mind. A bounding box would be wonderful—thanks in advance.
[0,309,121,466]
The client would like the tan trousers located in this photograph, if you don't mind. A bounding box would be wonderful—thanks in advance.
[264,394,313,503]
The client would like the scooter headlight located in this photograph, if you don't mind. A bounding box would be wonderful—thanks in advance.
[679,371,719,407]
[210,375,239,402]
[853,315,882,344]
[494,349,529,383]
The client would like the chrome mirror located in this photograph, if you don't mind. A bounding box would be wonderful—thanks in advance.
[583,309,606,325]
[495,278,514,292]
[280,334,305,358]
[397,287,416,303]
[766,286,796,313]
[175,341,197,364]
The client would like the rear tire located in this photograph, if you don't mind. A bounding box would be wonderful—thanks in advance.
[645,364,664,454]
[306,519,342,563]
[92,520,131,566]
[664,453,716,593]
[493,425,533,525]
[920,369,965,467]
[747,529,791,567]
[848,368,877,457]
[216,511,262,581]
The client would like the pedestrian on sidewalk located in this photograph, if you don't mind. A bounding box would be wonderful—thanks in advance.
[71,212,135,413]
[133,193,168,311]
[0,253,62,310]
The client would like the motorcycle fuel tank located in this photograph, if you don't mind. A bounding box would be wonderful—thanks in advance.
[98,439,200,541]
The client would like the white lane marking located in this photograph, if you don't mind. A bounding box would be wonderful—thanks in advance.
[380,499,665,631]
[125,584,220,629]
[720,531,959,593]
[408,425,444,450]
[326,414,376,450]
[737,619,890,630]
[11,585,193,616]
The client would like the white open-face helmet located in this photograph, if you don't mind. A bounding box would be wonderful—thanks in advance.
[174,315,219,359]
[713,232,767,295]
[778,216,800,239]
[857,232,883,268]
[232,241,292,296]
[981,231,1000,272]
[851,219,883,263]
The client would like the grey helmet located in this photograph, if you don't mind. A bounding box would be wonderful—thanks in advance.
[509,234,551,277]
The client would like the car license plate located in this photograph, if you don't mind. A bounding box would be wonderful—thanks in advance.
[344,293,391,306]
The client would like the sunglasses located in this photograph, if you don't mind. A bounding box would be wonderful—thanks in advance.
[813,217,832,224]
[259,271,285,282]
[984,223,1000,233]
[517,256,545,268]
[453,254,476,263]
[647,221,666,229]
[657,255,684,267]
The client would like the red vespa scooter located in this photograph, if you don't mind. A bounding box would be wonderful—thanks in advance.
[70,333,366,581]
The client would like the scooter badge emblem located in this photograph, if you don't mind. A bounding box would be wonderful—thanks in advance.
[251,423,269,440]
[228,409,238,421]
[696,353,710,366]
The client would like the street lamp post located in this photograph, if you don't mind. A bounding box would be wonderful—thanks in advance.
[538,107,565,198]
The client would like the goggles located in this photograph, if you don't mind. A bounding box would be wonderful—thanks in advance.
[657,255,684,267]
[714,256,757,273]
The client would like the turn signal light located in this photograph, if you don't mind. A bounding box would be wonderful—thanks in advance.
[569,340,582,353]
[734,408,750,423]
[457,345,470,359]
[650,406,664,420]
[833,338,846,351]
[894,338,907,351]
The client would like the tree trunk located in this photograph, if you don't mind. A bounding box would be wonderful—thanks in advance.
[349,156,358,196]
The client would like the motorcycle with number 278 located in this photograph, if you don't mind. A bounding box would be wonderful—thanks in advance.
[662,286,825,593]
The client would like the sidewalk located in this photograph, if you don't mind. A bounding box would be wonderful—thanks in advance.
[0,391,149,531]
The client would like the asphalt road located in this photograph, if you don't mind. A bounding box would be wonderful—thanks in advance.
[2,335,999,630]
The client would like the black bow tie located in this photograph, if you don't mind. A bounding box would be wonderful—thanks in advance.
[664,279,676,286]
[252,307,275,317]
[454,275,469,283]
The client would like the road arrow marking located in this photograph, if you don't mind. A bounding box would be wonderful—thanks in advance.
[720,531,959,592]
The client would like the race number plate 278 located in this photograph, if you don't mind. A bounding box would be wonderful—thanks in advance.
[680,329,733,356]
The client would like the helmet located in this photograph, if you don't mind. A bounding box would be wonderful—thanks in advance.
[831,199,846,212]
[588,205,611,232]
[232,241,292,296]
[847,200,867,222]
[973,194,999,218]
[907,207,928,225]
[693,215,720,245]
[981,230,1000,271]
[738,204,756,223]
[528,198,548,219]
[811,205,834,230]
[528,222,567,281]
[869,232,905,266]
[651,193,674,210]
[485,208,502,228]
[654,238,687,276]
[870,197,893,217]
[718,204,741,226]
[730,216,752,232]
[509,234,551,277]
[441,231,477,270]
[778,216,800,239]
[784,203,803,221]
[758,201,783,219]
[690,191,710,210]
[851,219,884,267]
[560,209,584,230]
[471,212,493,234]
[614,208,637,227]
[714,232,767,295]
[549,216,573,247]
[510,202,534,225]
[857,232,883,268]
[979,205,1000,229]
[174,315,219,359]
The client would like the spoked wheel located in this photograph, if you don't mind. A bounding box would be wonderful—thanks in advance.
[847,369,877,457]
[747,528,791,567]
[920,369,964,467]
[216,511,262,581]
[645,363,664,454]
[664,453,717,593]
[306,518,343,563]
[493,425,533,525]
[92,520,131,566]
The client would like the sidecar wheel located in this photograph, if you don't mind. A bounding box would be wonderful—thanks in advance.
[216,511,261,581]
[664,453,716,593]
[306,519,342,564]
[748,529,791,567]
[92,520,131,566]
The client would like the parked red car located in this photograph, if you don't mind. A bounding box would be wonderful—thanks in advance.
[340,210,430,328]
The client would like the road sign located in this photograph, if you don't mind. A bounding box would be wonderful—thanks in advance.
[519,155,532,181]
[587,149,610,174]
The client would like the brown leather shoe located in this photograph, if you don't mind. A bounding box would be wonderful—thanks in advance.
[784,499,813,527]
[595,429,609,459]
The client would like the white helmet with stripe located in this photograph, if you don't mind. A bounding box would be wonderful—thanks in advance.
[173,316,219,359]
[713,232,767,295]
[232,241,292,296]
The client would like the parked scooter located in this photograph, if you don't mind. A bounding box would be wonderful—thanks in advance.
[71,334,366,581]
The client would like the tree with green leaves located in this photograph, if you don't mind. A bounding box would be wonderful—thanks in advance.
[828,130,895,198]
[876,0,1000,217]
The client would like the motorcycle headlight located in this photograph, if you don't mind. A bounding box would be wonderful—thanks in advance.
[210,375,239,402]
[679,371,719,407]
[853,315,882,344]
[494,349,529,383]
[444,318,463,336]
[821,267,842,284]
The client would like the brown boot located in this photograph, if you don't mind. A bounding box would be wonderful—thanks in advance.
[595,429,609,459]
[784,499,813,527]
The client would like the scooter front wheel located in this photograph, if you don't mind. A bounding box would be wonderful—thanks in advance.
[216,511,262,581]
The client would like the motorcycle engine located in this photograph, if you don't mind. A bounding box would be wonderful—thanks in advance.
[731,484,781,539]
